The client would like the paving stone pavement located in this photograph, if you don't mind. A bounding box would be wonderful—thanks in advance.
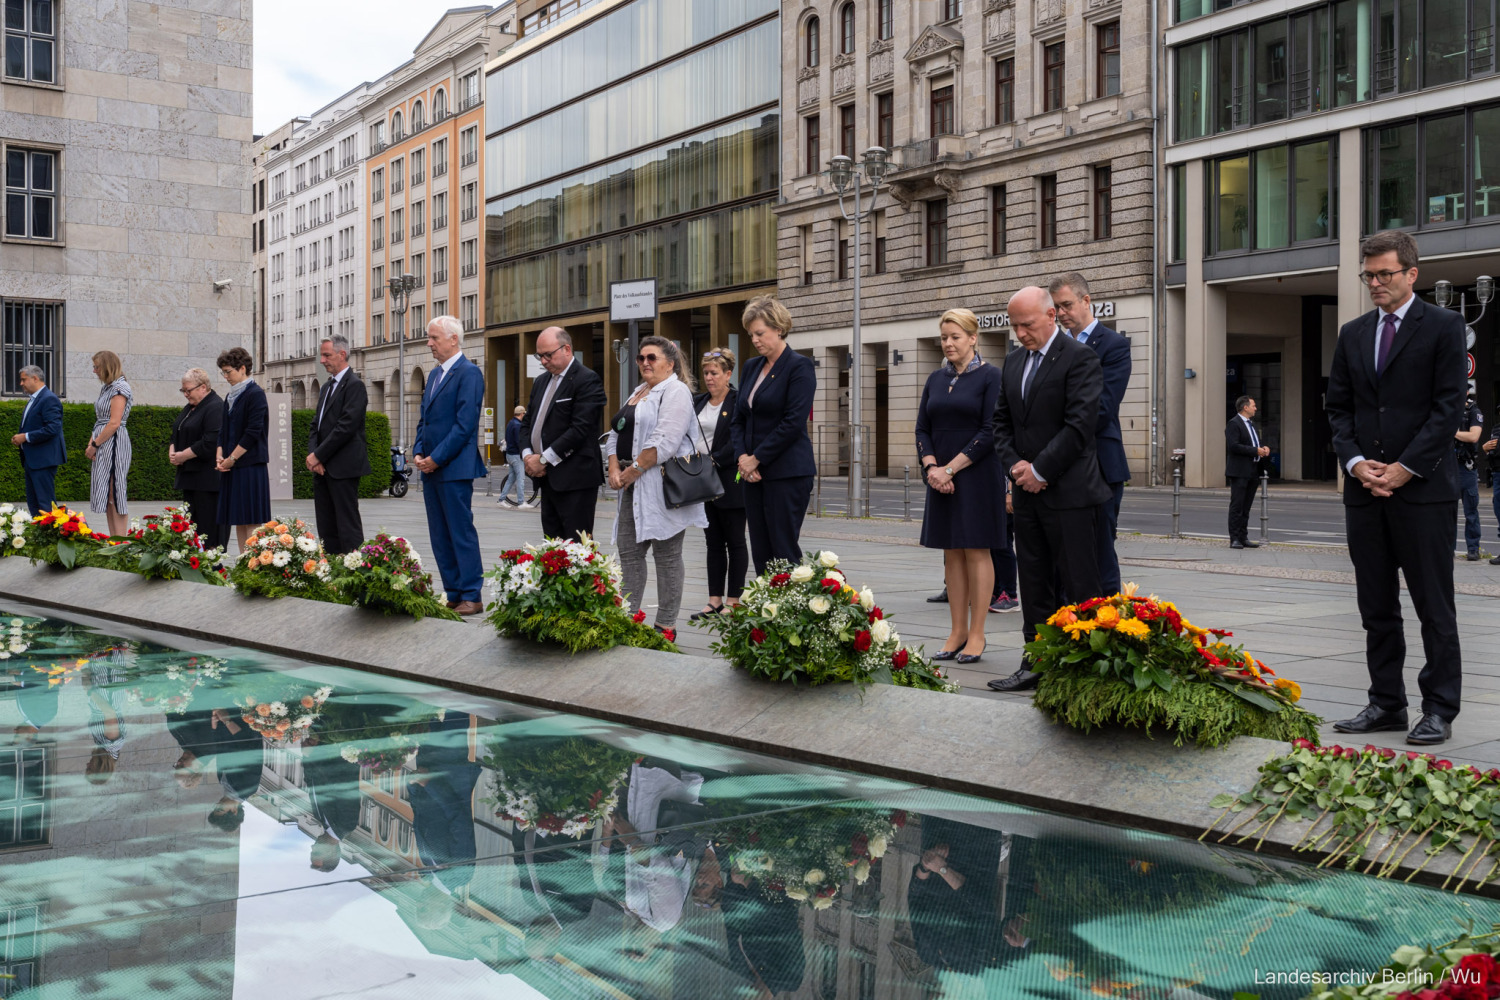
[266,491,1500,770]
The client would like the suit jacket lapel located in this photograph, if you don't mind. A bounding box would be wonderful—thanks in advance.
[1022,341,1063,416]
[1379,299,1424,379]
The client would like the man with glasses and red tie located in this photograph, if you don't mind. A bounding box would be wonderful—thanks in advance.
[1326,230,1467,747]
[520,326,608,541]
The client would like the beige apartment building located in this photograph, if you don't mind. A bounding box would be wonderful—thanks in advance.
[0,0,253,406]
[778,0,1165,482]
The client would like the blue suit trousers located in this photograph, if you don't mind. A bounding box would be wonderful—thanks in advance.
[24,466,56,517]
[423,478,483,602]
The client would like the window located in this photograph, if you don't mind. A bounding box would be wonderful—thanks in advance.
[2,300,60,393]
[1214,138,1335,250]
[800,224,813,284]
[1176,40,1211,140]
[391,110,404,139]
[837,221,851,279]
[372,265,384,297]
[806,15,820,67]
[372,215,384,249]
[434,89,447,119]
[411,199,424,237]
[1040,174,1058,247]
[1043,41,1067,111]
[878,0,893,40]
[391,158,403,194]
[1170,165,1187,261]
[943,0,962,20]
[873,211,887,272]
[460,71,480,109]
[1094,165,1112,240]
[876,92,894,150]
[461,239,477,276]
[991,185,1007,255]
[840,105,856,158]
[412,252,425,287]
[461,294,478,331]
[805,114,821,176]
[412,100,424,130]
[372,167,384,203]
[995,58,1015,124]
[411,148,424,185]
[461,183,477,220]
[370,122,385,149]
[1097,22,1121,97]
[433,137,448,176]
[433,246,447,284]
[391,207,404,243]
[433,298,447,317]
[372,313,384,343]
[434,191,447,230]
[840,3,855,55]
[926,198,948,265]
[4,0,56,84]
[4,147,56,240]
[461,127,478,166]
[1475,105,1500,222]
[930,84,955,136]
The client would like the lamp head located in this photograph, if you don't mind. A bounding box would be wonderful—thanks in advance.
[1478,275,1495,305]
[1434,279,1453,308]
[862,146,890,186]
[828,155,854,194]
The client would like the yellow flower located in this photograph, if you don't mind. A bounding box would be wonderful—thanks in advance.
[1064,620,1098,639]
[1114,618,1150,640]
[1274,677,1302,702]
[1094,605,1120,628]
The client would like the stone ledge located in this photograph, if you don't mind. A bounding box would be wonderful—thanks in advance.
[0,558,1487,895]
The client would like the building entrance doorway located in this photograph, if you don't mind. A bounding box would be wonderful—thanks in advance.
[1227,353,1282,479]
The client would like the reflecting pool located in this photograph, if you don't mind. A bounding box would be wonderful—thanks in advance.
[0,607,1496,1000]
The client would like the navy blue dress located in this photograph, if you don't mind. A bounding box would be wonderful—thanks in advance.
[916,364,1008,550]
[217,381,272,526]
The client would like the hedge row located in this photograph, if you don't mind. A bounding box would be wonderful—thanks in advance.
[0,400,393,504]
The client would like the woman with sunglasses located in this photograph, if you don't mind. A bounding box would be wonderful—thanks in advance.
[731,297,817,575]
[606,337,709,635]
[689,348,747,621]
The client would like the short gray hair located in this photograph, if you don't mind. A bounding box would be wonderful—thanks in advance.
[428,315,463,340]
[182,367,210,387]
[1048,272,1091,299]
[18,365,44,382]
[321,334,350,358]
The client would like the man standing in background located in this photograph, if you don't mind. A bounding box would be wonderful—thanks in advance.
[1456,390,1483,561]
[1224,396,1270,549]
[12,365,64,516]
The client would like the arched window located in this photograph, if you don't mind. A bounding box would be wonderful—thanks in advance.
[411,99,424,129]
[433,88,447,118]
[391,110,404,137]
[840,3,855,55]
[806,16,820,68]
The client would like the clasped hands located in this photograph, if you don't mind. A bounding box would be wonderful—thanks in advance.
[413,453,438,475]
[607,463,644,491]
[926,466,955,494]
[736,453,762,484]
[1010,460,1045,493]
[1351,459,1412,498]
[304,453,326,475]
[523,453,547,478]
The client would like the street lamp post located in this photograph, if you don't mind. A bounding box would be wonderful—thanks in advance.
[827,146,890,516]
[387,272,419,453]
[1432,276,1495,395]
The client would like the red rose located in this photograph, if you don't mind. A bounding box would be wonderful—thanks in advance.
[632,611,647,624]
[751,628,767,644]
[1457,953,1498,986]
[661,629,676,643]
[892,649,909,669]
[1436,759,1454,770]
[891,809,907,828]
[821,578,842,592]
[850,832,869,857]
[868,607,884,622]
[1292,738,1313,750]
[853,630,872,652]
[770,573,791,587]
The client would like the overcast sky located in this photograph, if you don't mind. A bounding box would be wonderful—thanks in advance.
[253,0,475,135]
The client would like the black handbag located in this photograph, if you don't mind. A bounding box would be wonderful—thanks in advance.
[661,412,724,509]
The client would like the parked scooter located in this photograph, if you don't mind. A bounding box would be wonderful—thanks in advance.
[389,446,412,498]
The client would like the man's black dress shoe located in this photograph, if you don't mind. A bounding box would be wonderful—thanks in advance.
[1240,540,1260,548]
[1230,540,1244,549]
[987,668,1039,692]
[927,588,949,603]
[1406,714,1452,746]
[1331,704,1408,734]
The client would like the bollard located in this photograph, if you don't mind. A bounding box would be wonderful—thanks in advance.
[903,465,912,521]
[1172,464,1182,538]
[1259,470,1270,544]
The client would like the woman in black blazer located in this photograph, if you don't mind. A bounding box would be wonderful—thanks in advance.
[214,347,271,551]
[730,297,817,575]
[169,367,227,550]
[689,348,748,621]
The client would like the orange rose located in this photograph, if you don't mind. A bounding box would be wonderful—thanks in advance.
[300,695,315,708]
[1094,605,1119,628]
[255,703,272,716]
[275,719,291,731]
[275,523,288,533]
[279,533,294,546]
[303,559,317,573]
[259,552,274,566]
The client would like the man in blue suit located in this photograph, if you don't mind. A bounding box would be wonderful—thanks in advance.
[413,316,488,615]
[10,365,65,515]
[1051,273,1131,595]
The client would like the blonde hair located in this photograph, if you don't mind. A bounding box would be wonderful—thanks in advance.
[702,346,737,375]
[938,308,979,337]
[741,296,793,338]
[92,350,124,384]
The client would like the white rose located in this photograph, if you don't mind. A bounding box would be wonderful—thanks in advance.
[858,588,875,611]
[8,641,24,653]
[0,652,9,660]
[168,550,183,561]
[853,860,871,884]
[762,603,778,620]
[824,569,845,585]
[818,551,839,568]
[10,537,23,549]
[789,566,814,583]
[340,746,361,763]
[868,834,888,859]
[808,596,830,615]
[812,895,834,911]
[342,551,362,570]
[803,869,825,885]
[871,620,892,644]
[785,886,809,901]
[271,550,291,567]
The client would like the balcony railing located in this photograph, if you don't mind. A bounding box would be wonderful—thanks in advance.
[461,207,477,221]
[392,230,404,244]
[372,140,388,154]
[373,188,384,203]
[372,237,383,250]
[432,269,448,284]
[373,286,384,299]
[434,215,448,231]
[434,160,447,177]
[391,178,404,194]
[412,170,425,186]
[411,222,424,237]
[459,94,482,112]
[461,151,478,167]
[461,262,478,278]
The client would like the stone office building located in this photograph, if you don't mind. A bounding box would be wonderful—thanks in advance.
[777,0,1162,482]
[0,0,253,406]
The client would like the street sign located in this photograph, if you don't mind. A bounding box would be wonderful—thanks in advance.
[610,278,657,323]
[482,406,495,445]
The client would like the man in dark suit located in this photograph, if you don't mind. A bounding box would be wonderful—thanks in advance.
[988,286,1110,693]
[169,368,226,550]
[307,334,371,555]
[10,365,64,516]
[520,326,607,541]
[413,316,489,615]
[1326,230,1467,746]
[1224,395,1270,549]
[1051,272,1131,593]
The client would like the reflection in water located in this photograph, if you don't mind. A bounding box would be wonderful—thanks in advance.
[0,608,1498,999]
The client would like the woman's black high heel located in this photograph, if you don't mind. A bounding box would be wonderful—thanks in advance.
[932,648,960,661]
[956,641,986,665]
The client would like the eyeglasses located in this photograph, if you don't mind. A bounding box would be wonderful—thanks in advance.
[1357,268,1412,286]
[534,347,564,363]
[179,385,205,395]
[218,368,236,377]
[636,353,661,365]
[702,351,727,359]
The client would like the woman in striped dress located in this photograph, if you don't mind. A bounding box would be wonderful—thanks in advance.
[86,351,133,537]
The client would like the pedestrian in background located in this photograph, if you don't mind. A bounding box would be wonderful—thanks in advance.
[12,365,64,517]
[498,405,531,508]
[690,347,747,621]
[215,347,271,552]
[606,337,707,635]
[87,350,133,537]
[916,308,1005,665]
[306,335,371,555]
[1484,406,1500,564]
[520,327,608,541]
[1224,396,1269,549]
[169,368,226,550]
[1456,390,1483,561]
[732,296,816,575]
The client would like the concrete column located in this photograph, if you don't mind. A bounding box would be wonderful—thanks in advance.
[1337,126,1365,329]
[1184,159,1228,488]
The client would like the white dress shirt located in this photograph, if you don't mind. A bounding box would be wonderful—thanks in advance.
[20,388,40,443]
[1022,329,1062,484]
[522,357,576,467]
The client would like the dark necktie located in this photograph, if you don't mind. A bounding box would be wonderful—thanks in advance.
[1376,312,1398,376]
[1246,419,1259,450]
[1021,351,1041,400]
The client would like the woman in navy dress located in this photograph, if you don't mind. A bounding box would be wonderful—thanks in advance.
[214,347,271,552]
[916,308,1007,664]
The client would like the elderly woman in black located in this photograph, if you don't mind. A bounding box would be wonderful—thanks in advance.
[690,347,748,620]
[169,368,227,550]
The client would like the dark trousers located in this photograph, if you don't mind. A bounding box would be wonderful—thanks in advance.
[745,476,812,576]
[1345,499,1462,721]
[990,514,1017,598]
[423,478,483,602]
[704,503,749,599]
[1490,470,1500,539]
[1460,468,1481,555]
[1013,497,1100,649]
[313,474,364,555]
[23,466,56,517]
[181,489,227,551]
[1227,476,1260,542]
[539,484,596,542]
[1096,480,1125,593]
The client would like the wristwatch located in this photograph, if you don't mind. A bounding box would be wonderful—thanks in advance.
[944,466,954,477]
[631,460,641,471]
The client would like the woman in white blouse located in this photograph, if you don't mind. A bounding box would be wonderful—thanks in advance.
[606,337,709,633]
